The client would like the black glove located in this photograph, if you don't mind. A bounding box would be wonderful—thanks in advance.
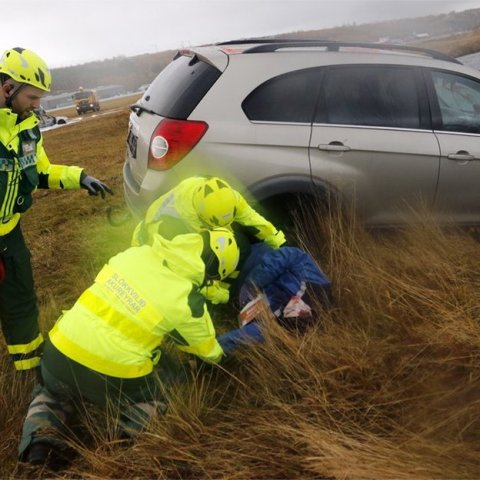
[80,172,113,198]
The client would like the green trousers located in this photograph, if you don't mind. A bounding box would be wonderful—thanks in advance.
[18,339,186,460]
[0,223,42,370]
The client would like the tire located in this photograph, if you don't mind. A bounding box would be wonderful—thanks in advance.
[259,191,342,246]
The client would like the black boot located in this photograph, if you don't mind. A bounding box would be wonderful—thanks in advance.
[27,441,70,471]
[27,441,54,465]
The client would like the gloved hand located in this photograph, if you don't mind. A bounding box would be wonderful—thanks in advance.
[201,281,230,304]
[264,229,286,249]
[80,172,113,198]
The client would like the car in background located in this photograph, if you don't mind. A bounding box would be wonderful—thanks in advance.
[123,40,480,227]
[34,106,68,130]
[73,88,100,115]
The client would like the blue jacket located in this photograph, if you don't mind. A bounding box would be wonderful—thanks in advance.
[218,244,331,354]
[237,243,331,312]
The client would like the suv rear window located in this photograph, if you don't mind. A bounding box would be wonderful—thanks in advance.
[242,68,322,123]
[317,65,422,129]
[140,55,221,119]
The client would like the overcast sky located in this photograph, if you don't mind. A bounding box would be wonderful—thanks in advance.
[3,0,480,68]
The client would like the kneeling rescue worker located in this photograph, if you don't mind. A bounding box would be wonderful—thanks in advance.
[132,176,286,304]
[19,228,239,467]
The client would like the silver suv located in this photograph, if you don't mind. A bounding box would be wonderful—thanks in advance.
[123,40,480,226]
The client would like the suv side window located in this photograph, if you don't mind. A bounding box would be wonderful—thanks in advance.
[316,66,422,129]
[242,68,323,123]
[430,70,480,134]
[140,55,221,119]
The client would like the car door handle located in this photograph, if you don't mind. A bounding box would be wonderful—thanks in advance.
[447,151,476,161]
[318,142,351,152]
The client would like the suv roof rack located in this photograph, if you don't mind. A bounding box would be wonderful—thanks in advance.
[216,39,461,64]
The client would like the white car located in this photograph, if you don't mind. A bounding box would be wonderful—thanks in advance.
[124,40,480,227]
[34,107,68,130]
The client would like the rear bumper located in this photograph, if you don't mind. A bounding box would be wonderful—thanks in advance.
[123,159,183,220]
[123,161,148,220]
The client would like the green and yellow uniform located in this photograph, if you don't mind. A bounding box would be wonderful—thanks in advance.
[131,177,285,305]
[0,109,82,370]
[19,233,224,459]
[132,177,285,249]
[50,232,223,377]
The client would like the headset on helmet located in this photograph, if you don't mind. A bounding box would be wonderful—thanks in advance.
[200,227,240,281]
[0,47,51,92]
[193,177,237,227]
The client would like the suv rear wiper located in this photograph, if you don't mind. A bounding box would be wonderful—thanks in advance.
[130,104,156,116]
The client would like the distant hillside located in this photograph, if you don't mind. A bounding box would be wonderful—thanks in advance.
[276,7,480,43]
[50,7,480,94]
[51,50,175,94]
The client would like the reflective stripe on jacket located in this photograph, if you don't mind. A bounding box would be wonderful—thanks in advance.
[0,109,83,235]
[131,177,285,248]
[49,233,223,379]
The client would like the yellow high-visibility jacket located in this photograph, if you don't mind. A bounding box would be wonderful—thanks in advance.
[49,233,224,379]
[0,109,83,235]
[132,177,285,248]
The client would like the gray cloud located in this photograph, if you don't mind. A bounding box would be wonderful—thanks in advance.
[2,0,479,67]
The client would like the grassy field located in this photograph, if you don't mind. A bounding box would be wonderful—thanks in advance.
[416,29,480,58]
[1,91,480,479]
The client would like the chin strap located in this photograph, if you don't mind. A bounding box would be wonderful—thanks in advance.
[5,82,25,109]
[1,75,25,109]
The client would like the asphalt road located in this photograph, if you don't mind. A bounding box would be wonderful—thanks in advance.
[41,105,126,132]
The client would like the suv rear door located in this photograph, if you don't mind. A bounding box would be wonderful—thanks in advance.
[123,54,222,215]
[427,69,480,224]
[310,64,440,225]
[237,66,321,199]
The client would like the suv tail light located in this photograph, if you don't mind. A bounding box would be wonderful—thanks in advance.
[148,118,208,170]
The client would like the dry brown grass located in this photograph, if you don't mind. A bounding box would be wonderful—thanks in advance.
[25,106,135,309]
[1,109,480,478]
[415,30,480,58]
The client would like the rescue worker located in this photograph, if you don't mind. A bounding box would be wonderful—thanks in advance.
[18,228,240,468]
[132,176,286,304]
[0,47,112,371]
